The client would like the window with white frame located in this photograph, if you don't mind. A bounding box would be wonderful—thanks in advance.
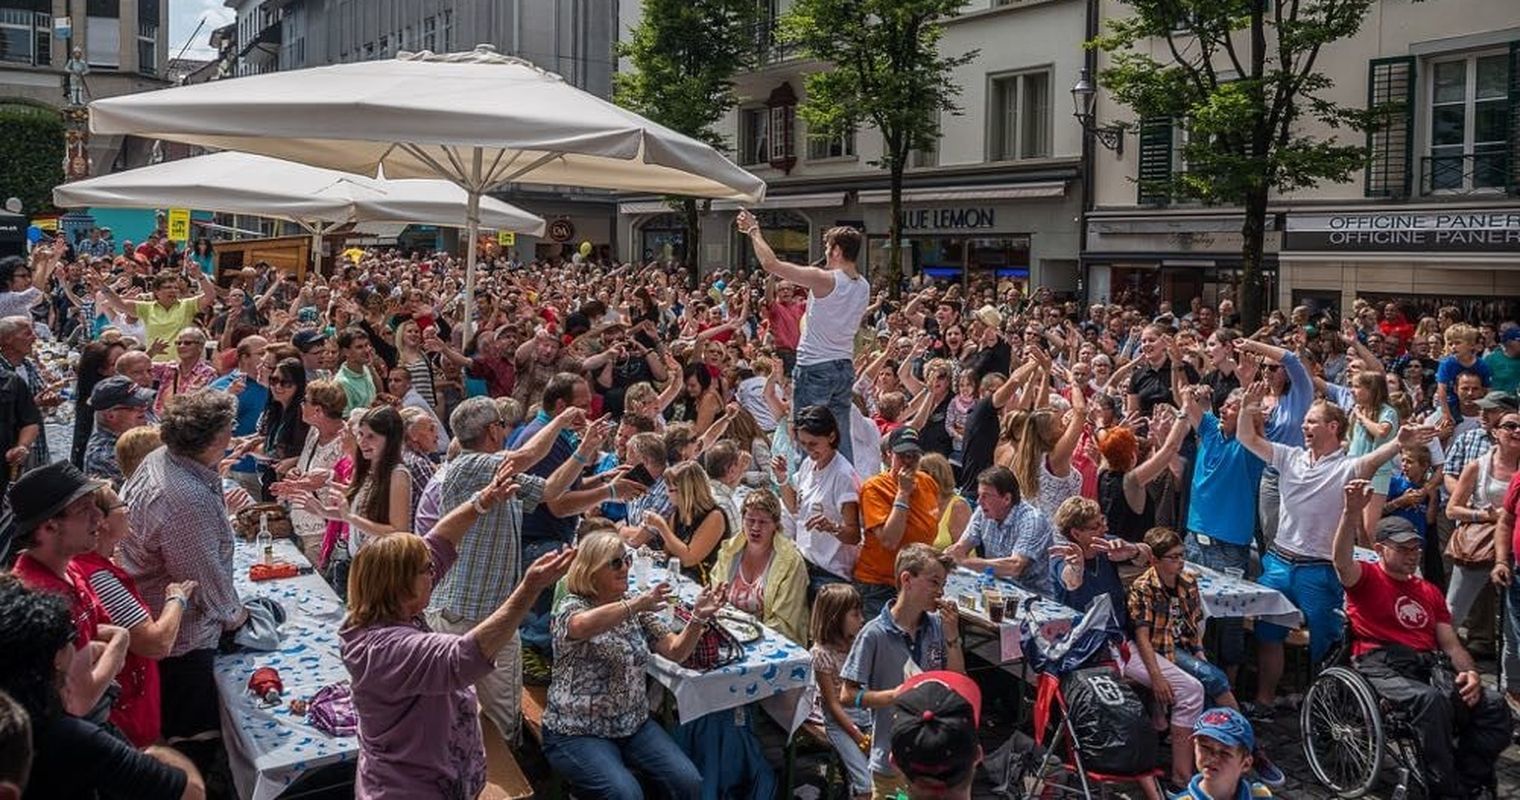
[807,127,855,160]
[911,109,941,167]
[86,0,120,68]
[138,21,157,74]
[740,107,770,166]
[0,8,46,66]
[989,69,1051,161]
[1427,52,1510,192]
[423,16,436,52]
[768,104,794,161]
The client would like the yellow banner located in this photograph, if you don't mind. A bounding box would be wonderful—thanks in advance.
[167,208,191,242]
[497,230,515,247]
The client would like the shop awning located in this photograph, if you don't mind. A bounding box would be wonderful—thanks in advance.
[618,192,847,215]
[857,182,1065,204]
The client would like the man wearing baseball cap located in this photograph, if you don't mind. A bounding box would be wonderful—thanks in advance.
[889,671,982,799]
[1334,480,1512,798]
[855,426,942,617]
[1178,707,1271,799]
[293,329,331,380]
[82,375,154,486]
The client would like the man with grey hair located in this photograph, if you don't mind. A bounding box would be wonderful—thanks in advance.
[121,390,247,758]
[0,316,56,469]
[419,396,642,745]
[112,349,158,424]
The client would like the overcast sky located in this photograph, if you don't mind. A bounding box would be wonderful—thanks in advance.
[168,0,235,62]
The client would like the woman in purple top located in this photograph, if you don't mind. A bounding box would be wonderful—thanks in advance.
[340,458,575,799]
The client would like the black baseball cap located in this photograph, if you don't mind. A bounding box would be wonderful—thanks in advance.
[891,671,982,788]
[1375,516,1422,545]
[292,330,327,352]
[88,375,154,410]
[888,426,923,455]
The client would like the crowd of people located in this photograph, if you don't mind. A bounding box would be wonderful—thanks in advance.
[0,214,1516,800]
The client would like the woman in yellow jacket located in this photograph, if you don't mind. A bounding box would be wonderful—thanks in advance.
[711,489,809,644]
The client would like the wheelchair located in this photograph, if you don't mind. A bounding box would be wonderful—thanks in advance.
[1299,627,1426,799]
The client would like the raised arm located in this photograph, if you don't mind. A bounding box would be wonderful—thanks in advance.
[1047,378,1086,477]
[1333,480,1369,585]
[1234,381,1276,463]
[1124,410,1189,510]
[1358,422,1434,480]
[736,210,835,296]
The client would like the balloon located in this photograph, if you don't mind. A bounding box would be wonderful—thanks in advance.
[579,240,592,257]
[25,226,42,244]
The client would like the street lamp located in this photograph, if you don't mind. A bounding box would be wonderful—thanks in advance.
[1071,68,1124,155]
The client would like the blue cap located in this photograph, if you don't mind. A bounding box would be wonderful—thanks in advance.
[1502,327,1520,344]
[1192,707,1254,751]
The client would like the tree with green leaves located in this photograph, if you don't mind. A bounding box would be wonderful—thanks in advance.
[615,0,760,282]
[1095,0,1385,329]
[781,0,975,297]
[0,104,64,217]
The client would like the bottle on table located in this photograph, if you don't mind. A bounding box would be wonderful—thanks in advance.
[257,513,273,566]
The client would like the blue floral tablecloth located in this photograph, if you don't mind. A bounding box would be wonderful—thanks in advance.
[217,538,357,800]
[944,567,1082,662]
[629,570,815,734]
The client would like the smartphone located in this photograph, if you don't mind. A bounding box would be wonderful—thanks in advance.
[623,463,655,488]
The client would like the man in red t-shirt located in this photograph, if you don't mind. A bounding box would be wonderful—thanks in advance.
[1334,481,1512,797]
[764,278,806,375]
[8,462,129,717]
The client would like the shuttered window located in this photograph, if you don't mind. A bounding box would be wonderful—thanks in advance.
[1365,56,1415,198]
[1137,116,1173,205]
[1509,41,1520,194]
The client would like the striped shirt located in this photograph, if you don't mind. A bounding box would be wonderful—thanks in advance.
[120,448,241,656]
[84,569,151,629]
[430,452,545,621]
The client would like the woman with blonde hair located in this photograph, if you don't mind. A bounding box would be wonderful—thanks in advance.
[340,460,574,799]
[710,489,808,643]
[643,461,730,581]
[544,530,721,800]
[920,452,969,550]
[1348,368,1399,535]
[997,383,1086,518]
[115,425,163,482]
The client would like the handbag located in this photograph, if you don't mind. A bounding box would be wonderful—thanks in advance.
[674,605,744,672]
[1446,453,1499,568]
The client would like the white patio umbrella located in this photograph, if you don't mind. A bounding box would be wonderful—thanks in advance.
[53,152,545,275]
[89,44,767,339]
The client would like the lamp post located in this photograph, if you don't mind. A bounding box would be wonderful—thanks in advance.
[1071,68,1124,155]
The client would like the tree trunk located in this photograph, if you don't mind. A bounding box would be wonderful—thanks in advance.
[1237,186,1269,332]
[683,197,701,289]
[888,160,906,300]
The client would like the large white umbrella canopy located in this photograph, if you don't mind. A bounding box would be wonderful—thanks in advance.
[89,45,767,337]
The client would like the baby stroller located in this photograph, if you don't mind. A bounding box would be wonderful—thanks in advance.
[1020,595,1164,799]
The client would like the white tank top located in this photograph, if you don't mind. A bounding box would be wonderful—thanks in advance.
[796,269,868,366]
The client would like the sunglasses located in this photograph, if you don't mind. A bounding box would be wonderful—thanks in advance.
[606,553,633,571]
[267,377,293,388]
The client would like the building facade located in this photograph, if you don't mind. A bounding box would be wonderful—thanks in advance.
[617,0,1089,292]
[217,0,619,259]
[1086,0,1520,318]
[0,0,170,186]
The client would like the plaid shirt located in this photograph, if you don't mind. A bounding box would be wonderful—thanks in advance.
[430,452,545,621]
[1126,566,1204,662]
[1443,427,1494,479]
[119,448,241,656]
[82,426,122,486]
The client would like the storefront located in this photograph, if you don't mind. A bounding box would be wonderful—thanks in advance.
[1082,213,1280,312]
[1280,206,1520,318]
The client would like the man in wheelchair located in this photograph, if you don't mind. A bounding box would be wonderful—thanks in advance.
[1333,480,1514,799]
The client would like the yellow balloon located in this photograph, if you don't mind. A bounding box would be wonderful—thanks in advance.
[579,240,593,257]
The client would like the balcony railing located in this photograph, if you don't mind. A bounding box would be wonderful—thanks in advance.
[750,20,799,66]
[1421,151,1510,196]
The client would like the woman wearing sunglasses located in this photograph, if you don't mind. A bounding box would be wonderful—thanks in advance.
[543,530,724,800]
[257,358,309,494]
[1448,411,1520,670]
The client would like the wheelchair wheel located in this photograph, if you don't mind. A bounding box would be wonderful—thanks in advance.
[1301,666,1385,798]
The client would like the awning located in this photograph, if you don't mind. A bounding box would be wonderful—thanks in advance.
[618,192,847,216]
[857,182,1065,205]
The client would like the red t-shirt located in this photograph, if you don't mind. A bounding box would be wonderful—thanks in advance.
[766,301,806,350]
[11,553,100,649]
[1506,471,1520,559]
[1345,562,1451,657]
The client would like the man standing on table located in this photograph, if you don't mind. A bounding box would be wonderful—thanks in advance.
[120,391,248,771]
[737,209,868,466]
[1235,382,1434,722]
[1333,481,1512,797]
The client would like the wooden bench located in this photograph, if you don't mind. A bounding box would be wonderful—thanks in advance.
[518,686,561,800]
[479,715,533,800]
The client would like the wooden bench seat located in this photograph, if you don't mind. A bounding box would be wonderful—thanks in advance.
[479,715,533,800]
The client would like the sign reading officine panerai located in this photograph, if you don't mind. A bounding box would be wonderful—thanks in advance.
[1285,211,1520,253]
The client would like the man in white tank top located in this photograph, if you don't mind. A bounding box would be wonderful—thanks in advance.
[737,210,869,465]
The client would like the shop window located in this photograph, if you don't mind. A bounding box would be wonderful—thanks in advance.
[989,69,1051,161]
[1424,50,1511,194]
[740,107,770,166]
[807,127,855,160]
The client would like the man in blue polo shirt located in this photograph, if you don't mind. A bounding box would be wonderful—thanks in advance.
[1179,384,1264,681]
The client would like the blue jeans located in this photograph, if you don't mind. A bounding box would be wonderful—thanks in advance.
[1184,531,1251,667]
[1172,649,1232,702]
[543,719,702,800]
[519,538,565,653]
[1254,552,1344,664]
[794,359,856,467]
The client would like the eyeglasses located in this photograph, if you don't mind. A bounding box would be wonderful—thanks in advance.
[267,377,293,388]
[1497,421,1520,433]
[606,553,633,571]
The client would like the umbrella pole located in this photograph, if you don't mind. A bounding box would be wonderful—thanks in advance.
[462,149,484,346]
[310,229,323,279]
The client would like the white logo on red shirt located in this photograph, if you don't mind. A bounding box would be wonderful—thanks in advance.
[1394,596,1429,629]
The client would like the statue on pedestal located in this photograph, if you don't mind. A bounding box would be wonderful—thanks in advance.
[64,48,89,106]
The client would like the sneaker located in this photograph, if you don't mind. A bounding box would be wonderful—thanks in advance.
[1241,702,1275,724]
[1252,747,1286,788]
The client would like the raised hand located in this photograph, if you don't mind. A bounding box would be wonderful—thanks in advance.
[1048,541,1085,568]
[1342,478,1373,514]
[692,582,726,621]
[522,547,576,591]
